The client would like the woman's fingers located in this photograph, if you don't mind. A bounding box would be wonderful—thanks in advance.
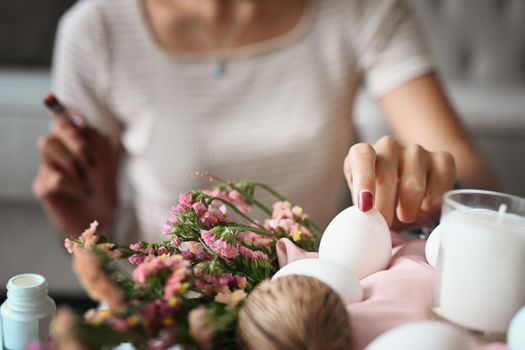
[422,151,456,213]
[51,116,93,168]
[33,163,89,201]
[345,137,457,228]
[344,143,376,211]
[396,144,429,223]
[373,136,399,226]
[38,134,83,180]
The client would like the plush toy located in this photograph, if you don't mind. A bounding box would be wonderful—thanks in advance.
[237,275,352,350]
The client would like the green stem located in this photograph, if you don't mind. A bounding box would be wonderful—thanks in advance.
[198,237,219,259]
[227,183,272,216]
[232,224,274,237]
[207,196,265,229]
[252,182,287,202]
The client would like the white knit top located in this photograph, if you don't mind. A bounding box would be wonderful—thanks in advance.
[52,0,432,241]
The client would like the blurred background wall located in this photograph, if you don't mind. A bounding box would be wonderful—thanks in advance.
[0,0,524,300]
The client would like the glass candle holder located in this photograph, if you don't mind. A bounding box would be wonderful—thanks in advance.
[433,190,525,338]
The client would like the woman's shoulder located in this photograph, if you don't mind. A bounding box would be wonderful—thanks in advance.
[59,0,136,35]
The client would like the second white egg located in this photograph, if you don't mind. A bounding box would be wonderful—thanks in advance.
[272,258,363,304]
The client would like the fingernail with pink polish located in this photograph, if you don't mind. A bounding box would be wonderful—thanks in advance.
[358,190,373,212]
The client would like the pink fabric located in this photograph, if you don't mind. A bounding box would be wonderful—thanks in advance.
[276,238,508,350]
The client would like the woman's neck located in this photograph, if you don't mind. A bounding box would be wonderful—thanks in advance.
[142,0,308,53]
[146,0,257,26]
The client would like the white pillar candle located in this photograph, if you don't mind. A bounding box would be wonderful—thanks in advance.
[436,207,525,333]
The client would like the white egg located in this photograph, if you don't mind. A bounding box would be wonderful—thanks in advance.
[319,206,392,279]
[272,258,363,304]
[425,224,441,268]
[365,321,474,350]
[508,305,525,350]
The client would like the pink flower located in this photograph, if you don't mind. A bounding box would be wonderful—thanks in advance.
[157,300,176,317]
[200,230,238,259]
[198,209,226,227]
[72,247,125,312]
[128,254,145,265]
[179,192,192,204]
[164,269,187,299]
[141,302,158,321]
[193,268,246,295]
[129,243,142,251]
[237,231,274,249]
[264,217,312,241]
[157,246,170,256]
[238,245,268,261]
[171,237,181,247]
[80,221,99,248]
[175,202,191,213]
[179,241,210,261]
[162,222,173,235]
[109,317,129,332]
[271,201,294,220]
[204,189,252,214]
[192,202,207,217]
[64,238,75,254]
[236,276,247,289]
[271,201,308,223]
[24,341,44,350]
[214,289,247,308]
[132,255,190,293]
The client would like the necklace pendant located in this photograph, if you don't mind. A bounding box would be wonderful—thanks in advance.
[213,60,226,77]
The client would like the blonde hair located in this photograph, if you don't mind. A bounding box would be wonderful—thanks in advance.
[237,276,352,350]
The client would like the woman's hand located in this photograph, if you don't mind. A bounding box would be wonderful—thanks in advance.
[32,110,120,239]
[344,136,456,230]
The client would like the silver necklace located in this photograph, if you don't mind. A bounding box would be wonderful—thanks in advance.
[196,8,253,77]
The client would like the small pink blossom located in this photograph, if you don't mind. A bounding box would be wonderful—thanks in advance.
[192,202,207,217]
[162,221,173,235]
[64,238,75,254]
[238,245,268,260]
[157,246,170,256]
[109,317,129,332]
[171,237,181,247]
[237,231,274,249]
[204,189,252,214]
[179,192,192,204]
[24,341,44,350]
[199,209,226,227]
[271,201,294,220]
[129,243,142,251]
[214,289,247,308]
[128,254,145,265]
[264,217,312,241]
[164,268,188,299]
[72,246,125,312]
[193,269,246,295]
[200,230,238,259]
[144,246,155,256]
[179,241,210,261]
[132,255,190,292]
[80,221,99,248]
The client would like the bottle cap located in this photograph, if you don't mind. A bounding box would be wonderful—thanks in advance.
[7,274,47,297]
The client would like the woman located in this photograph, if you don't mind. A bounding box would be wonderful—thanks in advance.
[33,0,496,240]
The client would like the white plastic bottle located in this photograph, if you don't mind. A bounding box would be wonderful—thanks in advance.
[0,274,56,350]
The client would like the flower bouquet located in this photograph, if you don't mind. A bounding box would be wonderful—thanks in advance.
[51,179,321,350]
